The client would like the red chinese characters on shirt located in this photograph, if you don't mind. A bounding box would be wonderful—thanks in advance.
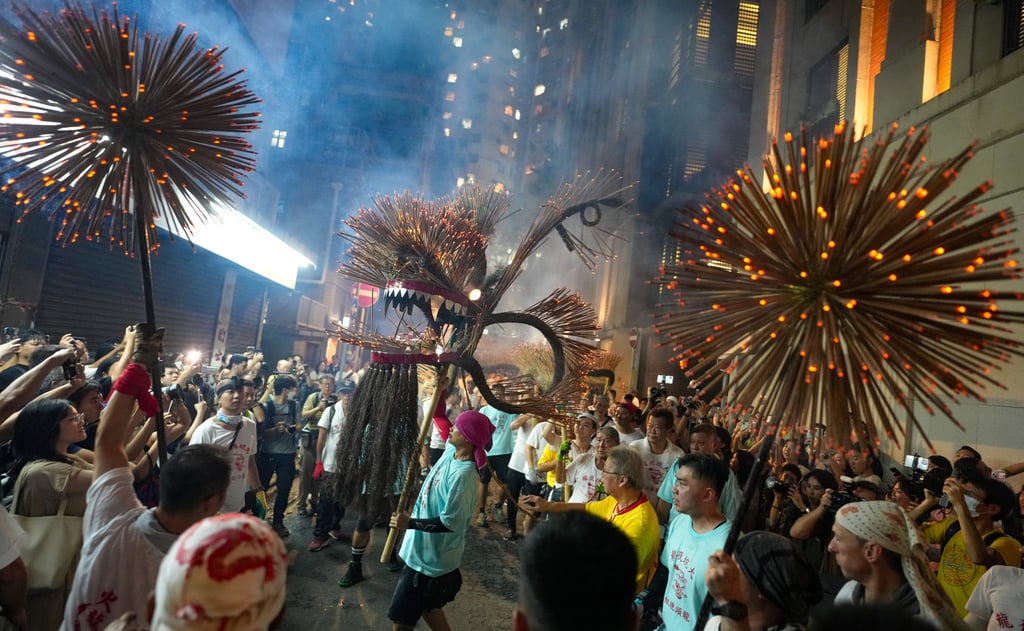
[73,589,118,631]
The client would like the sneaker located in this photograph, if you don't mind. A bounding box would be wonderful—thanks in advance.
[298,507,311,517]
[338,564,364,588]
[491,504,505,524]
[272,522,290,538]
[328,528,346,541]
[308,537,329,552]
[385,556,403,572]
[503,529,519,542]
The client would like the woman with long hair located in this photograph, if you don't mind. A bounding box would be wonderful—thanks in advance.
[10,398,94,630]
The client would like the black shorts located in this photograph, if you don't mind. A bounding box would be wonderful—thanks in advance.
[388,566,462,626]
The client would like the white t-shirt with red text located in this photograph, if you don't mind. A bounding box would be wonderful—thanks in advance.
[630,438,684,502]
[62,468,177,631]
[188,417,257,513]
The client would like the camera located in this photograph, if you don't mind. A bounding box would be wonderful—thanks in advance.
[62,360,78,381]
[649,386,667,397]
[326,395,338,406]
[828,491,860,513]
[765,476,791,495]
[246,346,260,354]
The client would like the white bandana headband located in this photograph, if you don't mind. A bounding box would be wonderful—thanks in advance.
[835,500,968,630]
[152,513,288,631]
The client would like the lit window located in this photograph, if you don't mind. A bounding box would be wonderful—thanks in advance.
[457,21,464,29]
[695,1,711,66]
[538,6,543,15]
[271,129,287,148]
[734,2,759,75]
[450,11,456,19]
[444,26,453,37]
[446,92,455,102]
[504,105,514,116]
[499,144,509,155]
[448,73,458,83]
[494,182,505,193]
[471,62,479,70]
[534,84,546,96]
[512,131,518,140]
[462,118,473,129]
[443,111,452,119]
[467,173,475,184]
[514,109,521,120]
[457,177,465,187]
[512,48,521,60]
[483,55,492,63]
[444,128,451,137]
[560,18,569,29]
[453,37,463,47]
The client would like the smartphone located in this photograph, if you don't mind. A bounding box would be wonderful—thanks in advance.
[904,454,929,471]
[166,398,182,421]
[62,360,78,382]
[2,327,16,342]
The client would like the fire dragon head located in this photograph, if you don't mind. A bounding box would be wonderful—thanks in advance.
[335,172,632,418]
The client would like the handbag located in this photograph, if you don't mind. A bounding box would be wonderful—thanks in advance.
[10,463,84,591]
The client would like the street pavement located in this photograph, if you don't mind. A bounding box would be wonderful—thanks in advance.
[278,501,521,630]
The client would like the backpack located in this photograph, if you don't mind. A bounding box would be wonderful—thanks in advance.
[940,520,1011,555]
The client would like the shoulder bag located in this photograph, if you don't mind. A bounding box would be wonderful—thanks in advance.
[10,461,84,590]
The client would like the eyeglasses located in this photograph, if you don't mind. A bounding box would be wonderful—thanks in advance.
[602,470,623,477]
[64,412,85,424]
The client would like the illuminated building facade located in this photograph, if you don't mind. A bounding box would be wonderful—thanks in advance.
[747,0,1024,459]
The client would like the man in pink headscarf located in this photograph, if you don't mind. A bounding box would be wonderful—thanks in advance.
[387,409,494,631]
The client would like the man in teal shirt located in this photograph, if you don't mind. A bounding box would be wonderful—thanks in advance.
[388,409,495,630]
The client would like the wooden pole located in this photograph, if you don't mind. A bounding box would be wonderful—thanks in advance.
[132,169,168,467]
[380,364,453,562]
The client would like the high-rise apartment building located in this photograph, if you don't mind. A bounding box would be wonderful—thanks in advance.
[746,0,1024,460]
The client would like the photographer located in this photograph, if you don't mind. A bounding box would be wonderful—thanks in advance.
[916,473,1021,616]
[789,470,845,598]
[297,375,335,517]
[252,375,299,537]
[765,464,804,535]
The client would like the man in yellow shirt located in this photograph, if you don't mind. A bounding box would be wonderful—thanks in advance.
[920,474,1021,616]
[524,446,659,594]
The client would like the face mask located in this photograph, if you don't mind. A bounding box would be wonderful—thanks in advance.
[964,494,983,518]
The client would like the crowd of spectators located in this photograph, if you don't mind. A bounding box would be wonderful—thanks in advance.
[505,387,1024,631]
[1,322,1023,630]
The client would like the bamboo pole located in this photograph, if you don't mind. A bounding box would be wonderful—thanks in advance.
[380,364,453,562]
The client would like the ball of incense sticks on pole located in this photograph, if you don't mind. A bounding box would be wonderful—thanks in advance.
[0,3,260,462]
[653,122,1024,450]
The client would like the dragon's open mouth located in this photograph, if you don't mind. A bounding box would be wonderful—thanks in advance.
[383,280,471,328]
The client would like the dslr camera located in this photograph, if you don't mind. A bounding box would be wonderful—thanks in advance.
[325,395,338,406]
[764,476,791,495]
[827,490,860,513]
[649,385,667,398]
